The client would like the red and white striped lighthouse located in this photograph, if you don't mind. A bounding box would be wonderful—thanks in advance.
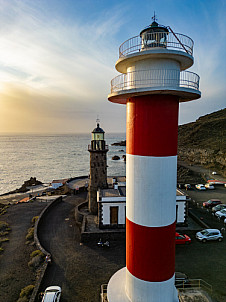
[107,19,201,302]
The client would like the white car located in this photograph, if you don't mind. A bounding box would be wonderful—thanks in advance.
[215,209,226,219]
[212,171,217,175]
[196,229,223,242]
[195,184,206,190]
[205,183,215,189]
[41,286,61,302]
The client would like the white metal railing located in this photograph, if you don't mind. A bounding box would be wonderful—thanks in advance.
[100,284,108,302]
[101,280,212,302]
[110,69,200,93]
[176,279,212,293]
[119,32,193,57]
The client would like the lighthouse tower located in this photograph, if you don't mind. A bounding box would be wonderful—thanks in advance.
[106,18,201,302]
[88,122,108,214]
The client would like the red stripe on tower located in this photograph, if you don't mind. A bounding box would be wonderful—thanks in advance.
[127,95,179,157]
[126,218,176,282]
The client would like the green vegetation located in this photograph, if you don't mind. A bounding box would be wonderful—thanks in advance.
[28,249,45,269]
[30,249,44,258]
[0,238,9,243]
[0,220,10,253]
[0,204,9,216]
[25,227,34,241]
[31,216,39,224]
[17,284,34,302]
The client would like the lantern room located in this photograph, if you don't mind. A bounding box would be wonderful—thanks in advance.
[91,123,106,151]
[140,20,169,49]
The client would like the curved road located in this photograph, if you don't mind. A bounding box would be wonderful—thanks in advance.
[38,192,126,302]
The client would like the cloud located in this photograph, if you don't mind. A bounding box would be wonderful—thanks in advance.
[0,0,127,133]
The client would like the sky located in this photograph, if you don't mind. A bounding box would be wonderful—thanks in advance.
[0,0,225,134]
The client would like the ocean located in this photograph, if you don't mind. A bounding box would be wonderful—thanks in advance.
[0,133,126,195]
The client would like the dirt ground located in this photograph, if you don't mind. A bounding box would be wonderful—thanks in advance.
[0,200,47,302]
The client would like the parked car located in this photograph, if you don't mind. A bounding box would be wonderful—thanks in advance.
[175,272,190,288]
[196,229,223,242]
[215,209,226,220]
[41,286,61,302]
[195,184,206,190]
[203,199,222,208]
[184,184,192,190]
[175,232,191,245]
[212,204,226,213]
[178,184,184,189]
[205,183,215,189]
[212,171,217,175]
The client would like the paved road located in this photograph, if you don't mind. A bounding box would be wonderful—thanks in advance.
[38,192,125,302]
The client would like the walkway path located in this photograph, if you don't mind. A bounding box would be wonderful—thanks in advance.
[38,192,126,302]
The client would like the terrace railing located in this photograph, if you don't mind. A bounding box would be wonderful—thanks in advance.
[119,32,193,57]
[110,69,200,93]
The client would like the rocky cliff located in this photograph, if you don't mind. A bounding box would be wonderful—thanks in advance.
[178,108,226,176]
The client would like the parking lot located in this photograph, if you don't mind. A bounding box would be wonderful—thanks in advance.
[176,184,226,302]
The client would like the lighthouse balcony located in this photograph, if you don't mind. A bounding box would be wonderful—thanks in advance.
[108,69,201,103]
[119,32,193,57]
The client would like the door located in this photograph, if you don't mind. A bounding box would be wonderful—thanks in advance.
[110,206,118,225]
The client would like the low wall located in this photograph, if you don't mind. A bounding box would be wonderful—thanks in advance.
[30,196,63,302]
[81,229,126,243]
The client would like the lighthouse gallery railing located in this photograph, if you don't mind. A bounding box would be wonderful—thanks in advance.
[119,32,194,57]
[111,70,200,93]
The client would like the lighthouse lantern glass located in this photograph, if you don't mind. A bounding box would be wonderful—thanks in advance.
[141,24,168,49]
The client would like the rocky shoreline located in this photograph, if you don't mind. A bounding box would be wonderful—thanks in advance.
[0,177,43,197]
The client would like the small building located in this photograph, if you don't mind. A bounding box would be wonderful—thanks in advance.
[97,177,188,229]
[51,179,69,189]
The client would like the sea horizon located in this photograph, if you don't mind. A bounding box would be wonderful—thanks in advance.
[0,133,126,195]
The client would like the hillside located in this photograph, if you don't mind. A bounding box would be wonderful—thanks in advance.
[178,108,226,175]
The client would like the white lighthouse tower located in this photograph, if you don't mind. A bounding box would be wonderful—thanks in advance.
[106,17,201,302]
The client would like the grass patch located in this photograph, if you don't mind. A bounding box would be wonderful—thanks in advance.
[17,284,34,302]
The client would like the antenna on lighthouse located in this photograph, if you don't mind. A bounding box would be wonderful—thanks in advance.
[96,116,100,126]
[152,11,158,22]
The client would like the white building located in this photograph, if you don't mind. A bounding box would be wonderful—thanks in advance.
[97,177,188,229]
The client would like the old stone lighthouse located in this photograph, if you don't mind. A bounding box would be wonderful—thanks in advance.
[88,122,108,214]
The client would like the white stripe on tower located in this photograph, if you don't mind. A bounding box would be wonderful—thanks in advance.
[125,95,179,301]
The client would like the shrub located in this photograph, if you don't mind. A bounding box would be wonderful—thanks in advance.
[0,231,9,237]
[31,216,39,224]
[0,221,9,232]
[0,247,3,253]
[26,227,34,241]
[28,255,44,269]
[0,238,9,243]
[30,249,44,259]
[17,285,34,302]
